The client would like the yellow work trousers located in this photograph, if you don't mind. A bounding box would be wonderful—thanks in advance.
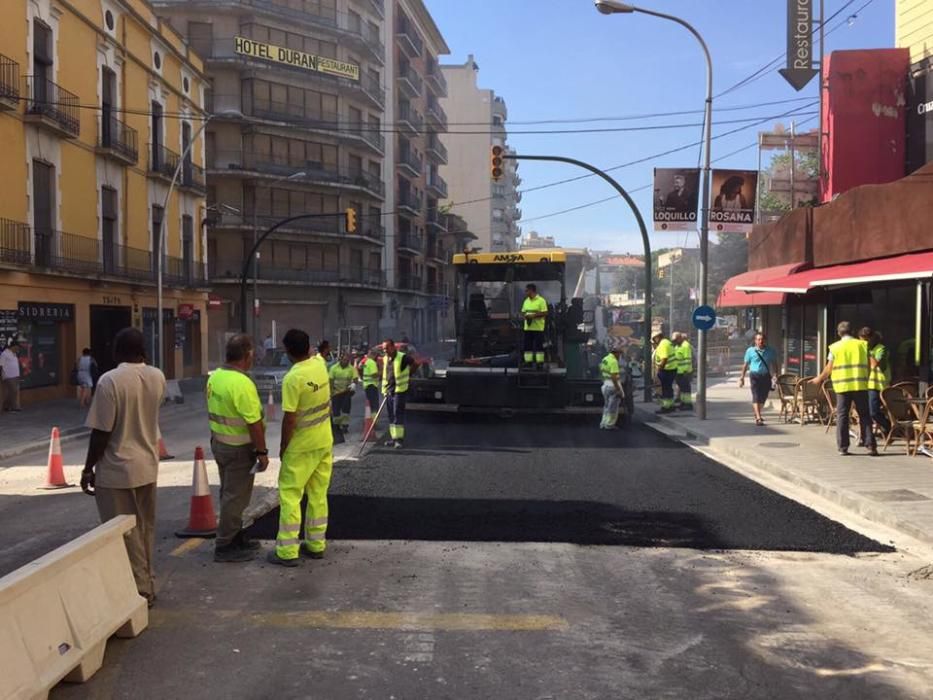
[275,446,334,560]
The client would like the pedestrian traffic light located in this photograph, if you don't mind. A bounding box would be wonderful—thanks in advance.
[490,145,504,181]
[345,207,357,233]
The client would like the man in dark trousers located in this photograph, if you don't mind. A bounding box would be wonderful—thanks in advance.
[380,338,419,449]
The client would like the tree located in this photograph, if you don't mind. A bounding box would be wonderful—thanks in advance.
[759,149,819,215]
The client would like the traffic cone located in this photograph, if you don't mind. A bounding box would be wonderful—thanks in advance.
[39,427,74,490]
[175,446,217,538]
[158,435,175,461]
[362,401,376,442]
[266,390,277,421]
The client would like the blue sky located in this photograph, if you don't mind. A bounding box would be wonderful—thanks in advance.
[426,0,895,253]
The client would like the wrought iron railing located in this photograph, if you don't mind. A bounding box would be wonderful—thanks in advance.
[24,75,79,136]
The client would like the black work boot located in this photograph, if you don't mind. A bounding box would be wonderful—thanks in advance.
[233,531,262,551]
[214,544,255,563]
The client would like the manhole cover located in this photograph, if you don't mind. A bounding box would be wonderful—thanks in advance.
[758,442,800,449]
[860,489,931,502]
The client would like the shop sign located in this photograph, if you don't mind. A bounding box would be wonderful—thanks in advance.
[142,308,175,322]
[0,310,18,349]
[177,303,195,320]
[207,295,223,310]
[233,36,360,81]
[17,302,74,322]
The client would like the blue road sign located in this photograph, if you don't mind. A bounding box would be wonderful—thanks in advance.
[692,305,716,331]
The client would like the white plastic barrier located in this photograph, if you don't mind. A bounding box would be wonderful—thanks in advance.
[0,516,148,700]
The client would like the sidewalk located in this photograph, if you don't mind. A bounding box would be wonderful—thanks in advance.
[637,379,933,546]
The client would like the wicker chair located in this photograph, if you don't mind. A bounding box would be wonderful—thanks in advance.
[892,381,919,398]
[776,374,799,423]
[822,381,838,433]
[881,386,914,454]
[911,398,933,457]
[794,377,823,426]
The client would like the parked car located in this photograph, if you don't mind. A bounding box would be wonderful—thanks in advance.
[252,349,292,400]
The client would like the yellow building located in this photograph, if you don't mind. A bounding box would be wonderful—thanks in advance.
[897,0,933,64]
[0,0,208,403]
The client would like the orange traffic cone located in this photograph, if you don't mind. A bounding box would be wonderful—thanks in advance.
[40,427,74,490]
[158,434,174,461]
[266,390,277,421]
[361,401,376,442]
[175,446,217,538]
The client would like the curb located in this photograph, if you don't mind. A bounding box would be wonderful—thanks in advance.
[636,405,933,547]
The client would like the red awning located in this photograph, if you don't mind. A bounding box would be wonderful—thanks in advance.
[737,250,933,294]
[717,262,806,307]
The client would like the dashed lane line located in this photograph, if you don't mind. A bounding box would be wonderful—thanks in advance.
[169,538,208,557]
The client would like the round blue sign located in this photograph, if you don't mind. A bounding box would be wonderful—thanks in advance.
[692,305,716,331]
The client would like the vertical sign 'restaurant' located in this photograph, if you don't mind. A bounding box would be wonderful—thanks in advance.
[779,0,819,91]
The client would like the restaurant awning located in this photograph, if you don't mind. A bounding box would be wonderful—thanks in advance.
[737,250,933,294]
[717,262,806,307]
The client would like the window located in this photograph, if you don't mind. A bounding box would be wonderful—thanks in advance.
[349,106,363,132]
[104,10,115,31]
[32,160,54,267]
[349,154,363,177]
[493,209,504,220]
[348,10,362,33]
[101,67,116,147]
[33,21,52,91]
[187,22,212,57]
[493,116,503,126]
[151,205,164,274]
[101,187,118,274]
[151,101,163,167]
[182,214,194,284]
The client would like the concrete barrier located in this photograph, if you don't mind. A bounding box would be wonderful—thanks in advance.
[0,516,148,699]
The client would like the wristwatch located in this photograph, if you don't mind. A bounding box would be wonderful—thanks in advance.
[254,449,269,456]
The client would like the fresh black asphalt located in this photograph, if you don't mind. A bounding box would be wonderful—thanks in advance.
[249,414,892,554]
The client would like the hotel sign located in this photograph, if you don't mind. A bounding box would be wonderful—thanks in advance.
[234,36,359,81]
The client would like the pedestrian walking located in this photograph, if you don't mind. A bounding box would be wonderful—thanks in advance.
[811,321,876,456]
[263,333,275,358]
[739,332,778,426]
[329,352,358,434]
[380,338,419,448]
[75,348,98,408]
[673,332,694,411]
[80,328,165,605]
[599,346,625,430]
[521,283,548,369]
[1,339,22,412]
[651,331,676,414]
[268,329,334,567]
[207,334,269,563]
[359,347,380,414]
[859,326,891,437]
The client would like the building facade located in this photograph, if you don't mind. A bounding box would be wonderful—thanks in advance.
[383,0,449,344]
[898,0,933,173]
[439,55,521,254]
[154,0,389,361]
[0,0,209,403]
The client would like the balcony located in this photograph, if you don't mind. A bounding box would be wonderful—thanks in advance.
[23,76,79,138]
[397,231,423,254]
[0,221,206,286]
[96,115,138,165]
[345,17,385,66]
[425,279,446,295]
[359,72,386,109]
[213,150,385,199]
[0,55,19,110]
[210,261,384,288]
[148,143,180,182]
[396,62,422,99]
[397,273,423,291]
[396,15,423,58]
[426,237,447,263]
[508,206,522,221]
[368,0,384,18]
[397,142,423,178]
[426,172,447,199]
[425,60,448,97]
[426,135,448,164]
[180,158,207,194]
[425,98,447,129]
[396,102,423,136]
[426,207,447,232]
[397,190,423,217]
[493,95,508,120]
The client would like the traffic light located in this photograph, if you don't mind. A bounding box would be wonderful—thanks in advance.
[490,145,504,181]
[345,207,357,233]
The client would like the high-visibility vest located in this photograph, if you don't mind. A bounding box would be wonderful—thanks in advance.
[283,358,333,454]
[361,357,379,388]
[675,341,693,375]
[829,337,869,393]
[655,338,674,369]
[206,366,262,446]
[600,353,620,380]
[381,352,410,394]
[329,363,357,394]
[868,343,891,392]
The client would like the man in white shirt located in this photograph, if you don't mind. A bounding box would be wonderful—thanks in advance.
[0,340,22,412]
[81,328,166,605]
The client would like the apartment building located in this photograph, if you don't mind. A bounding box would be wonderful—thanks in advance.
[154,0,388,358]
[384,0,449,343]
[439,55,521,254]
[0,0,208,403]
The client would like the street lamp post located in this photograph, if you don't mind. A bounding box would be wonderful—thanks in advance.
[594,1,713,419]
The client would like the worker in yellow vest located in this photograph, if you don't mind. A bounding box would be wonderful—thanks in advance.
[380,338,419,448]
[521,283,548,368]
[328,352,358,434]
[672,332,694,411]
[599,346,625,430]
[206,334,269,563]
[859,326,891,436]
[812,321,876,456]
[359,347,380,415]
[651,330,676,414]
[268,329,334,567]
